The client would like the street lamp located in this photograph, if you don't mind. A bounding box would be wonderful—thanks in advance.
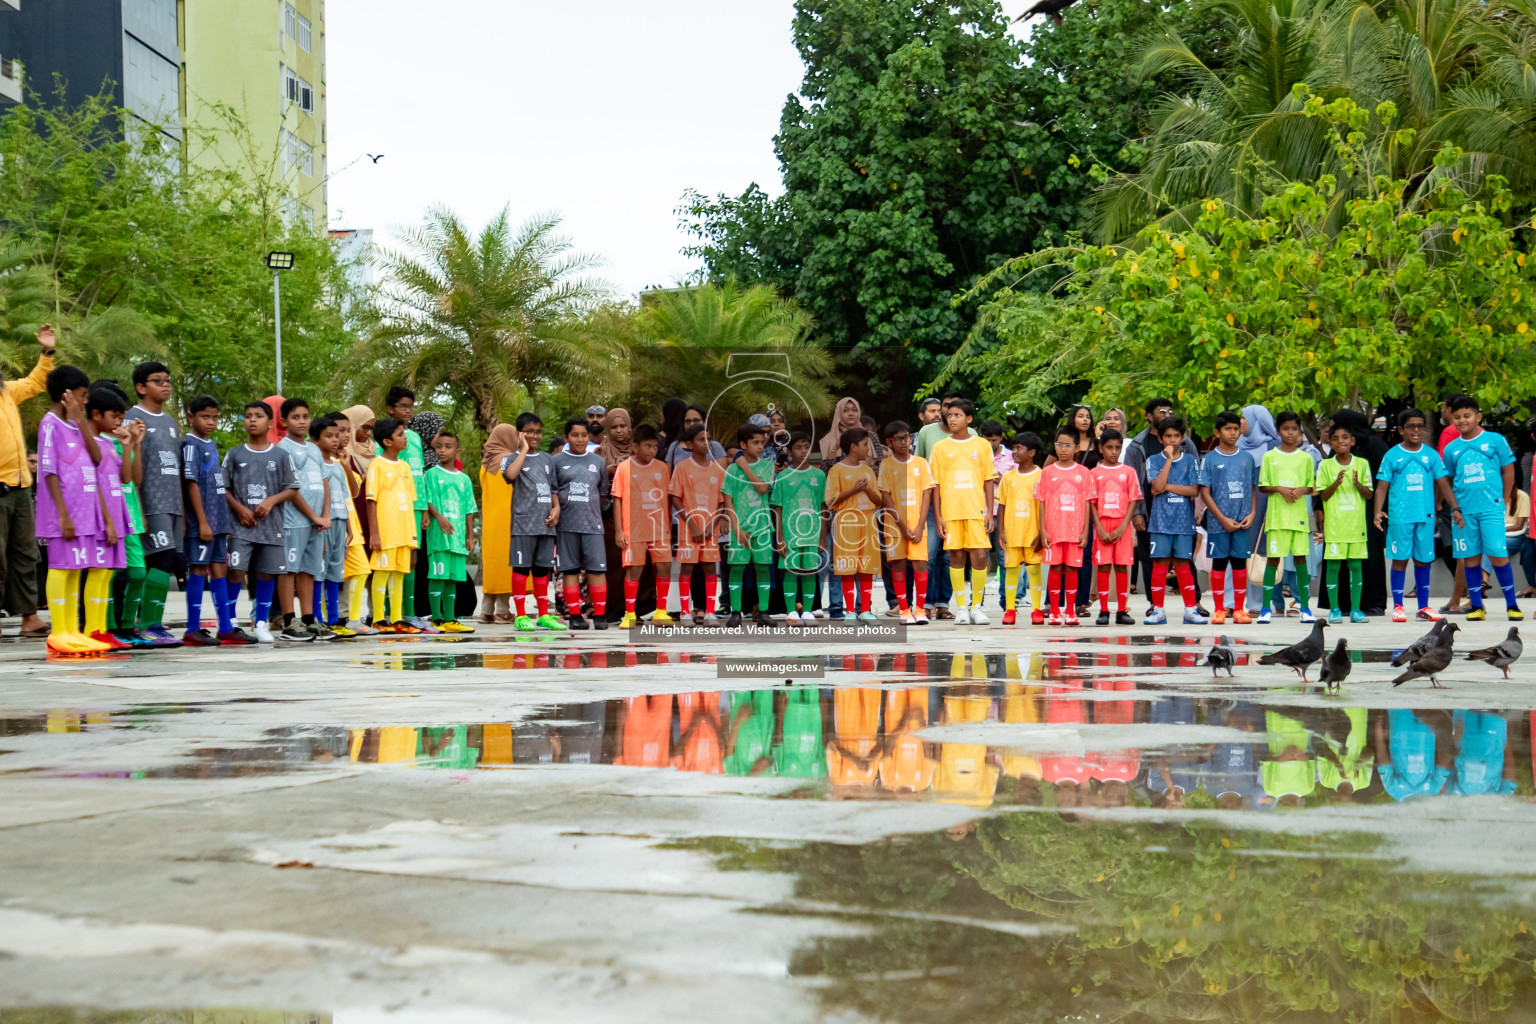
[266,251,295,392]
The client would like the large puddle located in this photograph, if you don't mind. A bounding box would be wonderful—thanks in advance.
[12,648,1534,806]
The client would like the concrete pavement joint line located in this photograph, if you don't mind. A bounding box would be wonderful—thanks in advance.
[0,772,359,832]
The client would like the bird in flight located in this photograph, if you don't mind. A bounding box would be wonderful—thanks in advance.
[367,153,385,163]
[1015,0,1080,24]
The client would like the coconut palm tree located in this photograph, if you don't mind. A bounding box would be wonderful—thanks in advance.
[627,280,834,437]
[349,206,623,432]
[1093,0,1526,240]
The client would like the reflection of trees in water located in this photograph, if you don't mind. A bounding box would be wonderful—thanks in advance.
[708,815,1536,1022]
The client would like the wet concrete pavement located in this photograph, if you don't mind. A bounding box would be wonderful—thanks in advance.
[4,610,1536,1023]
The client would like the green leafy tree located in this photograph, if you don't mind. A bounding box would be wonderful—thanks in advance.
[953,98,1536,430]
[347,207,623,433]
[0,95,361,412]
[682,0,1213,399]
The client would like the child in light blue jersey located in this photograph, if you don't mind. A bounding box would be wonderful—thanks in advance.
[1373,408,1455,622]
[1442,395,1521,620]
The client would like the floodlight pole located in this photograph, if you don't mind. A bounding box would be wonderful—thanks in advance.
[273,267,284,394]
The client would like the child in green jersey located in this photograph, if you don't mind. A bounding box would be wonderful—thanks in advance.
[771,432,827,625]
[722,422,777,628]
[422,432,478,633]
[1315,421,1374,624]
[1257,411,1317,624]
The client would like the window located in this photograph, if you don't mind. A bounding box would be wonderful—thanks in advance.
[280,194,300,226]
[298,139,314,176]
[280,131,315,176]
[284,4,313,53]
[282,66,314,114]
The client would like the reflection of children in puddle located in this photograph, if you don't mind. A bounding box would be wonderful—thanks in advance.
[879,687,936,796]
[1316,707,1375,801]
[1261,710,1316,806]
[723,690,775,777]
[1374,708,1452,800]
[1147,696,1199,808]
[1000,655,1045,805]
[1449,710,1517,796]
[773,689,826,779]
[672,691,725,774]
[1088,679,1139,807]
[1040,656,1090,808]
[931,654,1000,808]
[828,687,882,798]
[616,694,674,768]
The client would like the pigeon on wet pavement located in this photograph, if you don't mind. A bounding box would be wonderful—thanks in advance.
[1464,627,1522,679]
[1318,638,1351,691]
[1258,621,1328,681]
[1204,641,1235,677]
[1393,628,1457,688]
[1391,618,1449,667]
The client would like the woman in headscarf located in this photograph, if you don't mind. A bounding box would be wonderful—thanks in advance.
[1327,408,1390,615]
[261,395,287,445]
[1238,404,1280,612]
[409,411,445,469]
[597,408,633,470]
[337,405,377,626]
[478,423,519,622]
[819,396,863,464]
[1098,408,1127,439]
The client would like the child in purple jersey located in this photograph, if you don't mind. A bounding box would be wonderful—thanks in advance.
[84,385,132,649]
[36,364,107,654]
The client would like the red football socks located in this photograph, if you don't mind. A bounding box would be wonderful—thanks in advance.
[841,576,857,613]
[1232,569,1247,611]
[893,570,908,612]
[1211,570,1226,612]
[590,583,607,615]
[624,577,639,613]
[1151,560,1168,608]
[1175,563,1198,610]
[859,574,872,613]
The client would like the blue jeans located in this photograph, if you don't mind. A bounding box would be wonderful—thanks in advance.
[819,559,844,616]
[925,507,952,608]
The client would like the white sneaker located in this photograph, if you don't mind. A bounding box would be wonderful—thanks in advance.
[970,608,990,625]
[914,608,930,625]
[702,613,720,627]
[253,621,274,644]
[812,609,828,619]
[901,610,918,625]
[953,607,972,625]
[785,611,801,625]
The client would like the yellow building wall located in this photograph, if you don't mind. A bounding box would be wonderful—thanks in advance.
[180,0,327,228]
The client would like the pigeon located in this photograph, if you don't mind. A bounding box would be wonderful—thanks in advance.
[1464,627,1522,679]
[1203,641,1235,677]
[1014,0,1080,23]
[1393,636,1455,688]
[1258,621,1328,681]
[1318,638,1352,691]
[1391,619,1449,667]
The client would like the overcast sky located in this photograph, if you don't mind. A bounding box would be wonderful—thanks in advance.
[325,0,804,298]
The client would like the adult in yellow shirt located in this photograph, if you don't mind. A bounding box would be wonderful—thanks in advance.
[930,399,998,624]
[3,324,54,637]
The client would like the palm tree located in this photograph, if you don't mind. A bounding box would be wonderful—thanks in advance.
[1093,0,1525,241]
[0,233,58,373]
[349,206,622,432]
[628,280,834,438]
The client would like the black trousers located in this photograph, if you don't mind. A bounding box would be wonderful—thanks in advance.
[0,486,39,617]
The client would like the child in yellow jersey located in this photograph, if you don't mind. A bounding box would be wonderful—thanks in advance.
[876,420,934,625]
[825,427,882,622]
[996,432,1045,625]
[365,417,419,632]
[930,398,998,624]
